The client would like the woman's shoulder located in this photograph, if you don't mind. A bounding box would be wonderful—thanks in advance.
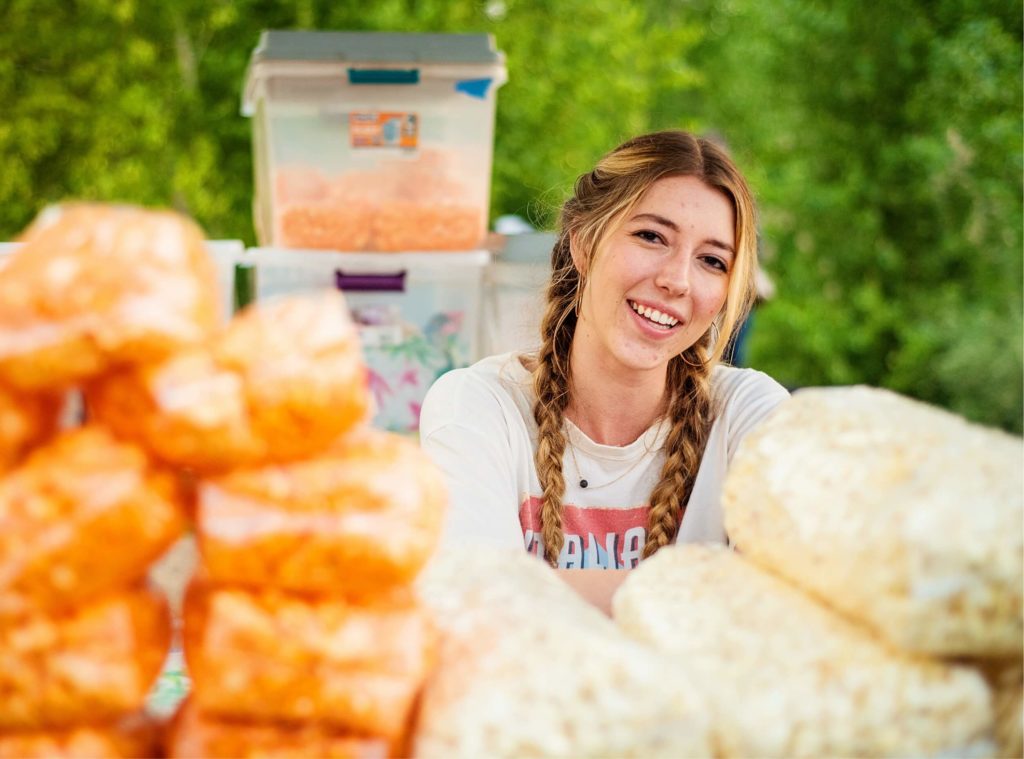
[711,364,790,409]
[420,352,534,436]
[425,352,532,404]
[709,365,790,450]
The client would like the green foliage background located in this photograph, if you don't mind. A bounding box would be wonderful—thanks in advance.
[2,0,1021,431]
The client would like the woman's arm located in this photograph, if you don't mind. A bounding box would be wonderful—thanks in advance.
[556,568,629,616]
[420,371,524,549]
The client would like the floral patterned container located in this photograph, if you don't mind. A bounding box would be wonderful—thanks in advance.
[243,247,489,433]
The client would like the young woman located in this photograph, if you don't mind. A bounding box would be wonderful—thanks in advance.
[419,130,789,612]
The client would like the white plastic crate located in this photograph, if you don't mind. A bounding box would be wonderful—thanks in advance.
[244,247,490,433]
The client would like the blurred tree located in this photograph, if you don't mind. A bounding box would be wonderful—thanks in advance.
[677,0,1023,431]
[0,0,701,237]
[0,0,1019,431]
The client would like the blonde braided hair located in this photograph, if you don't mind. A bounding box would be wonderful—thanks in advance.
[530,130,759,567]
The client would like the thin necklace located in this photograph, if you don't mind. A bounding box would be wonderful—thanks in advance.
[565,416,666,490]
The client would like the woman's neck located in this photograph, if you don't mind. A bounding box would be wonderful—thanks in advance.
[564,337,668,447]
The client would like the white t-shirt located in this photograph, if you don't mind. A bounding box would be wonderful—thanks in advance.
[419,352,789,569]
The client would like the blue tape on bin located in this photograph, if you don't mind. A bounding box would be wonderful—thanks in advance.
[454,78,493,99]
[348,68,420,85]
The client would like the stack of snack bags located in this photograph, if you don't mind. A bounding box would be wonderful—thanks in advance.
[0,205,215,757]
[66,219,445,755]
[0,203,448,757]
[146,295,445,757]
[614,386,1023,757]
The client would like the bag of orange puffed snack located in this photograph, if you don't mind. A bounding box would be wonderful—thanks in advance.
[0,586,170,730]
[183,580,436,742]
[0,712,160,759]
[0,204,220,392]
[196,428,446,594]
[167,699,393,759]
[0,382,62,472]
[0,426,187,619]
[87,292,370,473]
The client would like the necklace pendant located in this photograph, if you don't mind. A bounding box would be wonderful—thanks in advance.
[580,479,588,488]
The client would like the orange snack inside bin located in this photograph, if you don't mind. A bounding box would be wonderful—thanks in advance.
[370,200,481,253]
[196,429,446,594]
[0,587,170,730]
[87,292,370,473]
[183,581,435,741]
[278,202,374,251]
[271,150,484,252]
[0,204,220,392]
[0,427,186,619]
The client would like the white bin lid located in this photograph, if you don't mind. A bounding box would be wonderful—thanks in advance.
[242,30,507,115]
[245,247,491,271]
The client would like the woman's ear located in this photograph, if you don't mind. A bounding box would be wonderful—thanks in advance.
[569,231,587,276]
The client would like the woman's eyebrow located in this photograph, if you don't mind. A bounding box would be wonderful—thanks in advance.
[630,212,679,231]
[631,213,735,255]
[707,239,736,256]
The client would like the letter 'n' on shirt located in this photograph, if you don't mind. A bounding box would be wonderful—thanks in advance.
[520,496,649,569]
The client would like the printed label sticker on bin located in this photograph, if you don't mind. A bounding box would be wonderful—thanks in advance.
[246,247,490,434]
[349,112,418,148]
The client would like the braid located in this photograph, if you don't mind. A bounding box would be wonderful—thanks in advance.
[531,234,577,566]
[642,341,716,558]
[534,354,569,566]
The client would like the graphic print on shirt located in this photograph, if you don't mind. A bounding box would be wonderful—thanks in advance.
[519,496,649,569]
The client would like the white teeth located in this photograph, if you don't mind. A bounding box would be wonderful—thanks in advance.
[630,301,678,327]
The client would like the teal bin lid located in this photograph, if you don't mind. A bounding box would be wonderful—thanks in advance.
[242,30,506,114]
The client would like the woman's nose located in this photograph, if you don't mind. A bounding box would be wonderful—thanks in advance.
[654,253,691,296]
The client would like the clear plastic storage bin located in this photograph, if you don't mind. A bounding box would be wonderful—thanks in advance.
[243,31,507,253]
[482,232,555,356]
[244,247,490,433]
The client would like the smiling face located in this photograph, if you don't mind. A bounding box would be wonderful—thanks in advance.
[572,174,736,376]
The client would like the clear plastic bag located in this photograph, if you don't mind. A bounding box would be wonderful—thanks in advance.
[0,713,160,759]
[0,383,62,471]
[87,292,370,473]
[0,204,220,391]
[197,429,446,594]
[0,427,187,618]
[167,699,393,759]
[184,580,434,741]
[0,587,171,729]
[614,545,994,758]
[723,385,1024,657]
